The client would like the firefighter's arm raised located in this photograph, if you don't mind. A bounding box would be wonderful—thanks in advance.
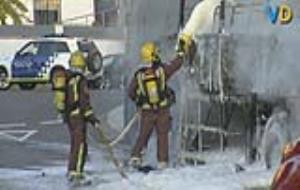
[164,34,196,79]
[80,77,100,125]
[164,56,184,80]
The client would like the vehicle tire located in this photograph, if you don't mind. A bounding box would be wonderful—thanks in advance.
[19,83,36,90]
[87,51,103,74]
[0,67,10,90]
[50,67,66,89]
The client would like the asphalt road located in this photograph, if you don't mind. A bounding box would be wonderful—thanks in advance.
[0,85,123,170]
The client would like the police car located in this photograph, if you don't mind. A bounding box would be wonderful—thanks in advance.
[0,37,103,90]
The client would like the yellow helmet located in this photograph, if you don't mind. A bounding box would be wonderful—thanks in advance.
[140,42,160,64]
[69,50,86,70]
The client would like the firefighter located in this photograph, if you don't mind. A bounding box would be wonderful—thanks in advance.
[53,50,100,181]
[271,138,300,190]
[128,34,195,169]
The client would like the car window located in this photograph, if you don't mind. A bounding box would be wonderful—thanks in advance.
[77,41,98,53]
[37,41,70,56]
[53,42,70,53]
[18,42,39,56]
[37,42,54,56]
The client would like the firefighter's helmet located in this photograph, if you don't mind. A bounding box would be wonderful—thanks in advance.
[140,42,160,64]
[69,50,86,71]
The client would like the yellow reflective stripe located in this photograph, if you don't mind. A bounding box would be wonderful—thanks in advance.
[160,99,168,106]
[136,89,141,96]
[69,76,80,102]
[137,73,146,95]
[69,171,78,176]
[159,67,165,91]
[70,109,80,116]
[142,104,151,109]
[141,99,168,110]
[76,143,84,173]
[138,67,168,110]
[68,171,83,178]
[84,109,93,117]
[74,76,80,102]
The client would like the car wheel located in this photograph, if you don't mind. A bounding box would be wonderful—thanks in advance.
[19,83,36,90]
[0,67,10,90]
[87,52,103,74]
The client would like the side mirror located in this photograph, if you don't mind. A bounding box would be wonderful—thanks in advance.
[15,51,21,57]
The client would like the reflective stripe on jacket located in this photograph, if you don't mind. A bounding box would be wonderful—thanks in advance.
[65,72,94,120]
[128,56,184,110]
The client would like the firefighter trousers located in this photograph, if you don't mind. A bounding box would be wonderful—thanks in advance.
[67,115,88,174]
[131,108,172,163]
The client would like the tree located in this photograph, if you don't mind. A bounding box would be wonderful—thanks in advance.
[0,0,28,25]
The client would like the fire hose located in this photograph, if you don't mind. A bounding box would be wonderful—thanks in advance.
[93,123,128,179]
[109,112,139,147]
[91,112,139,179]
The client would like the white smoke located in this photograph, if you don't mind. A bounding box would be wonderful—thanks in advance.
[231,1,300,98]
[123,0,181,66]
[230,0,300,140]
[122,0,186,165]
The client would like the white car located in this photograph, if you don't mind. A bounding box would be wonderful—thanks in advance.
[0,36,103,90]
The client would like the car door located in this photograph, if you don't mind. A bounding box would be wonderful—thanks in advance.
[12,42,40,78]
[12,41,56,79]
[33,42,57,79]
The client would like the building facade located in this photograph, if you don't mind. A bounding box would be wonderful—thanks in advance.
[14,0,120,26]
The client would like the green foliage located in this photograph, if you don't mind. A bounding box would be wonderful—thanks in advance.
[0,0,28,25]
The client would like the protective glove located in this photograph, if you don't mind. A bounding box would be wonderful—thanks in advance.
[176,33,193,57]
[89,116,100,126]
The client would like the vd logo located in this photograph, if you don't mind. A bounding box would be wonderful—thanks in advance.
[265,0,293,25]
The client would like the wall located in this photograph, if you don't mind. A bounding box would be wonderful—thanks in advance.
[23,0,34,24]
[61,0,95,25]
[8,0,94,25]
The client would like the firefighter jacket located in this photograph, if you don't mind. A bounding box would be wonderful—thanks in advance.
[128,56,184,110]
[65,71,96,122]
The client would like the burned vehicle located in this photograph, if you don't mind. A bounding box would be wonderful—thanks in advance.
[178,1,298,170]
